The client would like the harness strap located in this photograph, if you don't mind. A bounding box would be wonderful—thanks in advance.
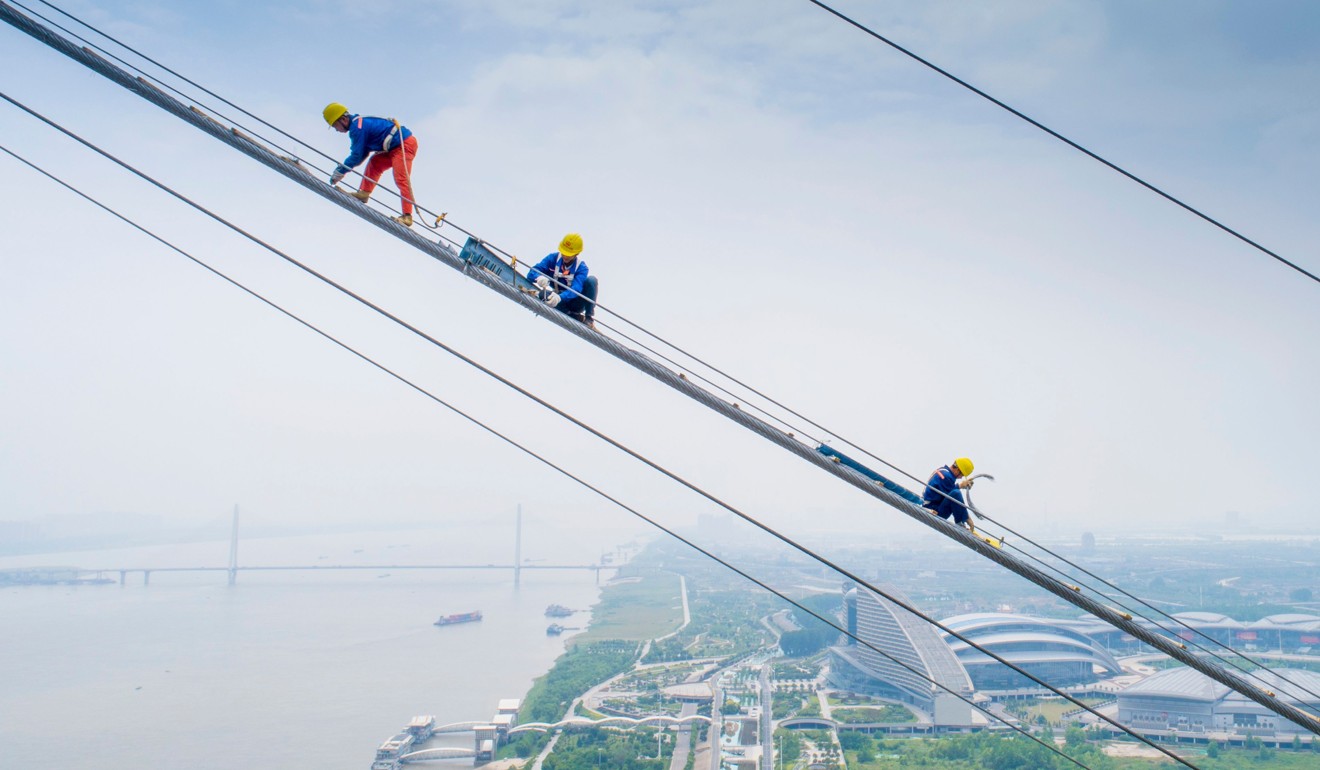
[382,118,402,152]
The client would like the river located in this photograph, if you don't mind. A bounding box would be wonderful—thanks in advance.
[0,517,644,769]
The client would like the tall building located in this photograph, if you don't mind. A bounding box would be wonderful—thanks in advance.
[830,585,974,725]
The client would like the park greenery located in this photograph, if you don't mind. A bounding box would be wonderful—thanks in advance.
[503,639,642,761]
[537,727,670,770]
[833,705,917,724]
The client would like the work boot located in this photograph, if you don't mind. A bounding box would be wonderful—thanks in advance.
[392,213,413,227]
[349,189,371,203]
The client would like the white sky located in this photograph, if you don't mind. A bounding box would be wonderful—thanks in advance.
[1,0,1316,546]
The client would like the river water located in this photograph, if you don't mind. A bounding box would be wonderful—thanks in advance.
[0,518,643,769]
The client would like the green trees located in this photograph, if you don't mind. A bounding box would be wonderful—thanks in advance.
[779,627,837,656]
[520,642,640,724]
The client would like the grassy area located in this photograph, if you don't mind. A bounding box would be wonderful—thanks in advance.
[833,705,916,724]
[573,570,683,643]
[1009,696,1108,725]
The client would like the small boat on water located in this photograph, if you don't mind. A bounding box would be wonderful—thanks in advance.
[546,623,565,636]
[544,604,574,617]
[434,611,482,627]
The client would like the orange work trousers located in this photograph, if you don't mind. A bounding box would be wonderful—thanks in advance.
[359,134,419,214]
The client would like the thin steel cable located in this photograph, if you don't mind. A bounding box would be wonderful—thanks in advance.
[2,145,1109,770]
[0,110,1198,767]
[4,5,1311,734]
[802,0,1318,285]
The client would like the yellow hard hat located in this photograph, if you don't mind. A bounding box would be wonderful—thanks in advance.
[323,102,349,126]
[954,457,974,476]
[558,233,583,258]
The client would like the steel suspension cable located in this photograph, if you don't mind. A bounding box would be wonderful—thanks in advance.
[0,106,1201,767]
[2,145,1109,770]
[4,3,1312,735]
[801,0,1318,285]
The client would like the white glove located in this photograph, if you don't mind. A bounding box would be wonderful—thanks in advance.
[534,275,551,290]
[545,292,561,308]
[329,170,345,186]
[958,479,974,490]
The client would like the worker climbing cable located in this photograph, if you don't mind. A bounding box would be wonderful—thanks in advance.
[323,102,418,227]
[923,457,976,530]
[528,233,599,329]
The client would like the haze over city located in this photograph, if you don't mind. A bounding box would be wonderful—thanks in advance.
[1,4,1318,766]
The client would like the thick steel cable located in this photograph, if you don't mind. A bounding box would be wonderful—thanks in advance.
[802,0,1317,285]
[3,4,1313,737]
[0,103,1203,766]
[2,146,1107,770]
[0,109,1196,768]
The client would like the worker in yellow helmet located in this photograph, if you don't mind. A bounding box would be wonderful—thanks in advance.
[322,102,419,227]
[528,233,599,329]
[923,457,976,529]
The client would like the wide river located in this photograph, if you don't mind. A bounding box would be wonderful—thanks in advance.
[0,518,643,769]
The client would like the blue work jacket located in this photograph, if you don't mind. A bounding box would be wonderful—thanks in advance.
[334,114,413,174]
[528,253,590,302]
[923,465,968,521]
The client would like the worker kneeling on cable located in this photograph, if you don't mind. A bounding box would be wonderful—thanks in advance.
[528,233,599,329]
[923,457,975,530]
[323,102,419,227]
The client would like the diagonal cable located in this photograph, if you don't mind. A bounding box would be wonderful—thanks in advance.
[1,1,1311,733]
[1,142,1108,770]
[0,106,1199,762]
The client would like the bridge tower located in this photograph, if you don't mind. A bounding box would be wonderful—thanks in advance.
[513,504,522,589]
[227,504,239,586]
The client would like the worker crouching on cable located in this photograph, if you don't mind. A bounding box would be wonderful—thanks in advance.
[528,233,599,329]
[923,457,976,531]
[323,102,419,227]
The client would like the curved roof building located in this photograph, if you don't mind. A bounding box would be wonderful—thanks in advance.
[1117,667,1320,735]
[1078,612,1320,654]
[940,613,1122,690]
[829,585,973,725]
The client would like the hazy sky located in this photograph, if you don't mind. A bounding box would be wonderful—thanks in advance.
[1,0,1316,548]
